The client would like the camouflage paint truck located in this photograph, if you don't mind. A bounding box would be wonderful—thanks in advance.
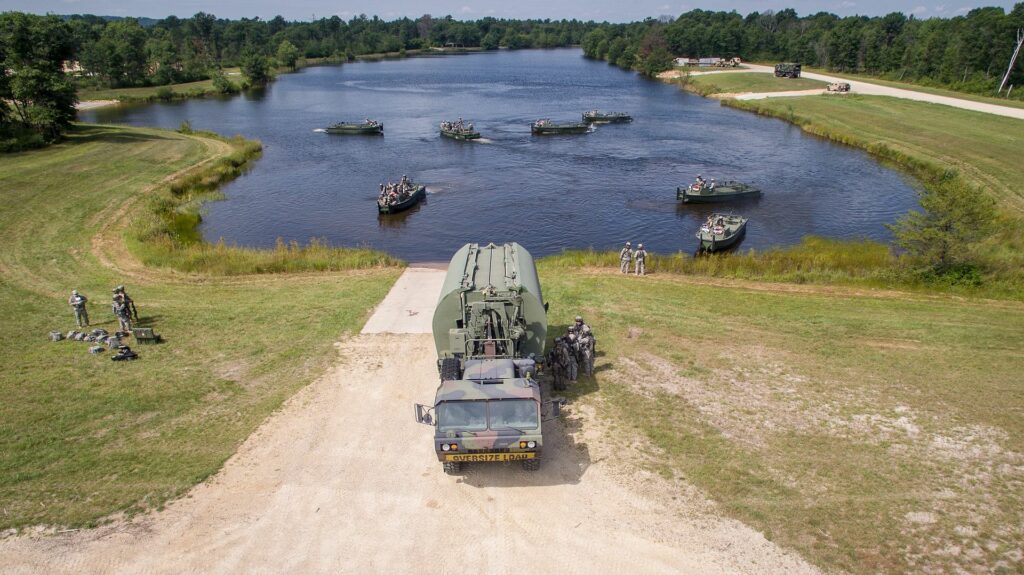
[414,242,559,474]
[774,62,802,78]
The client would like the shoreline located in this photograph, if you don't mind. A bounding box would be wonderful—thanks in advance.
[75,99,119,110]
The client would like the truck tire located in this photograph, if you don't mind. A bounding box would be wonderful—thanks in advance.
[522,459,540,472]
[443,461,461,474]
[440,358,461,382]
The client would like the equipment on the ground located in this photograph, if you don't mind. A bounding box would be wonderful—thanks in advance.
[131,327,162,345]
[415,242,561,474]
[49,331,64,342]
[827,82,851,93]
[111,346,138,361]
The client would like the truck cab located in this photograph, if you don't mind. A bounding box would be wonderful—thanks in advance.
[417,357,554,473]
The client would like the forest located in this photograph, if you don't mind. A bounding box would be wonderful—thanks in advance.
[2,6,1023,149]
[584,5,1024,90]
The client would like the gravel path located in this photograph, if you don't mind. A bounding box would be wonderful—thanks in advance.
[661,65,1024,120]
[0,268,821,575]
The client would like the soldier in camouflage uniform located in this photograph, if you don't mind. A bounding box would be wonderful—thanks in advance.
[68,290,89,327]
[114,285,138,322]
[112,293,132,332]
[562,329,578,384]
[548,339,566,391]
[619,241,632,274]
[577,325,595,377]
[634,243,647,276]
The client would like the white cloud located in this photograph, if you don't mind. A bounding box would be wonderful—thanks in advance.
[840,1,857,8]
[658,4,671,10]
[459,5,474,13]
[934,4,946,13]
[910,5,927,14]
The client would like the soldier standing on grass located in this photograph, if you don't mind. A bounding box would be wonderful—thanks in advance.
[577,326,595,377]
[619,241,632,274]
[68,290,89,327]
[112,292,133,332]
[115,285,138,322]
[634,243,647,276]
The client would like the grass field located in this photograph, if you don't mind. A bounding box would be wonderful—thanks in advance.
[801,67,1024,110]
[726,95,1024,213]
[77,71,242,103]
[540,264,1024,574]
[0,125,401,528]
[682,72,827,96]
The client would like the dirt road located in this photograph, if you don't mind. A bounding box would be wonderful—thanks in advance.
[0,269,819,575]
[660,65,1024,120]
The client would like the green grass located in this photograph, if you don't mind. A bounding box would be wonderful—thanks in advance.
[802,67,1024,110]
[0,124,402,528]
[540,264,1024,574]
[722,95,1024,279]
[78,73,240,103]
[682,72,827,96]
[722,95,1024,213]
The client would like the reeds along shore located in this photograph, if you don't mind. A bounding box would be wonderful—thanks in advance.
[126,130,401,276]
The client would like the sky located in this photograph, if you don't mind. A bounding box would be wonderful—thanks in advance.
[1,0,1018,22]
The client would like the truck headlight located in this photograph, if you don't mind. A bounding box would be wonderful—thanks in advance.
[441,444,451,452]
[527,441,536,448]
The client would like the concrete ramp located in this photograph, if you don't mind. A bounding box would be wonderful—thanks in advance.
[361,267,446,334]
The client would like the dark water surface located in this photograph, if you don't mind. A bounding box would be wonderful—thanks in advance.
[82,49,918,262]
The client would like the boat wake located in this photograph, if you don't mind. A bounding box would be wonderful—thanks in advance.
[312,128,326,133]
[473,138,494,144]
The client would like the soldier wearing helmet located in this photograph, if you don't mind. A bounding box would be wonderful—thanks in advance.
[68,289,89,327]
[114,285,139,322]
[112,291,132,333]
[634,243,647,276]
[577,325,595,377]
[619,241,633,274]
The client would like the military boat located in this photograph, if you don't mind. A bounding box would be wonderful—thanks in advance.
[696,214,748,252]
[531,119,590,135]
[677,179,761,203]
[377,181,426,214]
[440,119,480,140]
[324,120,383,135]
[582,110,633,123]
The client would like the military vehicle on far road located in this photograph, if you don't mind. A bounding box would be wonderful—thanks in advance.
[774,63,802,78]
[827,82,851,93]
[415,242,560,474]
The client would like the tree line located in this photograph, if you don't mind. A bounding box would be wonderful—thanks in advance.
[4,6,1023,150]
[583,5,1024,93]
[62,13,596,89]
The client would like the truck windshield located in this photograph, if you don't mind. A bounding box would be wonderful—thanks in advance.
[488,399,539,430]
[436,399,539,432]
[438,401,487,432]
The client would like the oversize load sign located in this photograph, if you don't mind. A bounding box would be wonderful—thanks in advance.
[445,453,535,462]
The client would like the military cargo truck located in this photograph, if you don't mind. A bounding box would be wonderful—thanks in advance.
[774,62,802,78]
[415,242,560,474]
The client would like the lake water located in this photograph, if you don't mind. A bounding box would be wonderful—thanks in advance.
[81,49,918,262]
